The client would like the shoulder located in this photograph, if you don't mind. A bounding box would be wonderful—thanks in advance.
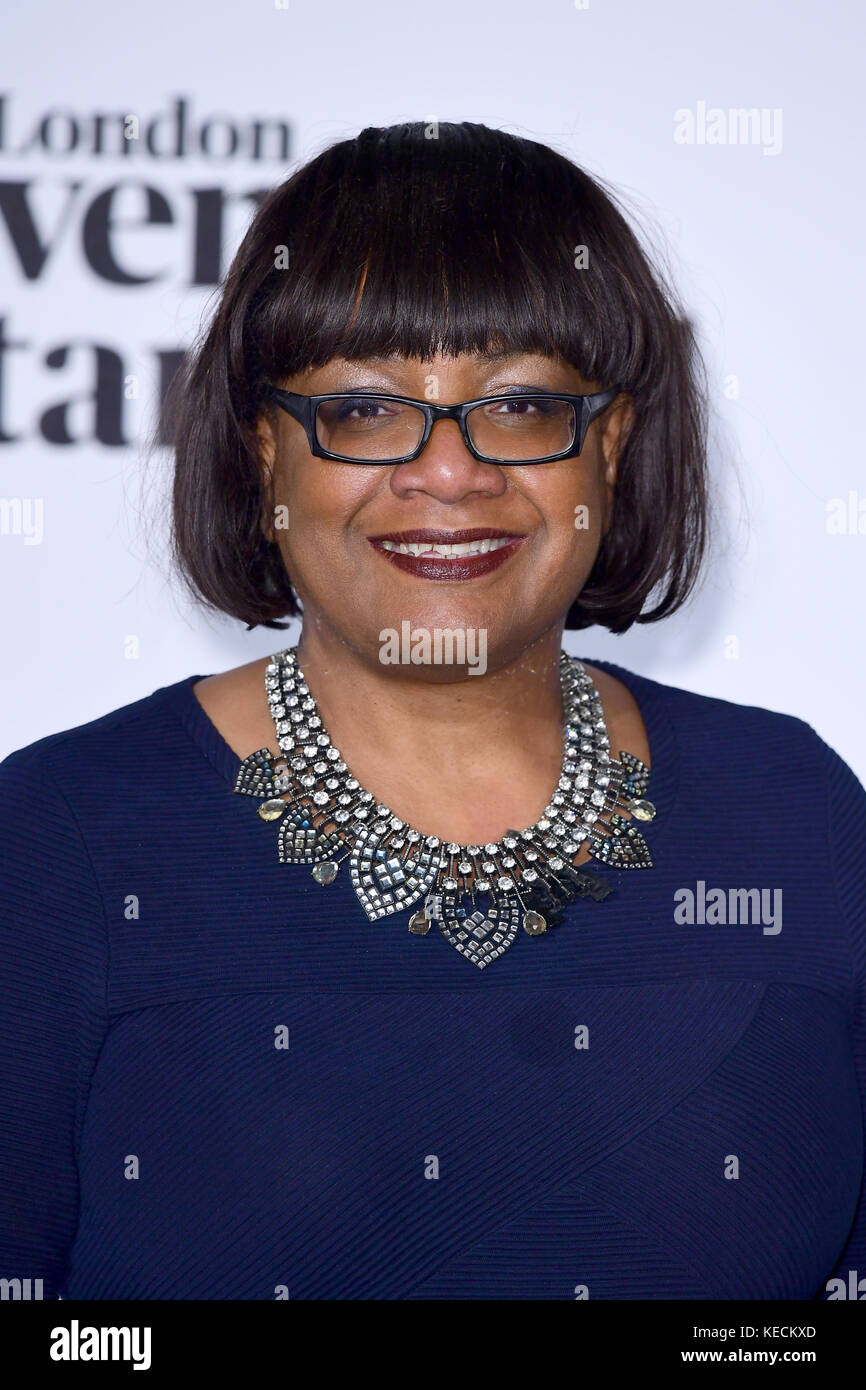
[583,656,866,800]
[0,671,208,802]
[584,655,839,755]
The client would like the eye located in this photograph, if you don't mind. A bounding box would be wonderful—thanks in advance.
[485,396,561,418]
[332,396,395,421]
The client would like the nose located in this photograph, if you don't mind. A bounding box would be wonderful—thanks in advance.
[388,417,507,504]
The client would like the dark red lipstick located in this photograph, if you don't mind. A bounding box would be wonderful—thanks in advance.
[367,528,526,582]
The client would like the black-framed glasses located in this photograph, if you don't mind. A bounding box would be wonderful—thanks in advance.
[265,385,622,465]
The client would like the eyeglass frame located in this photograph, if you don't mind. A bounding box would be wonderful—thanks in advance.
[264,384,623,465]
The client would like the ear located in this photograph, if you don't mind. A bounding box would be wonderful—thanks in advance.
[600,393,635,487]
[255,410,278,544]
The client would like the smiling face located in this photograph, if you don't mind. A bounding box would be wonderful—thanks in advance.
[256,350,633,679]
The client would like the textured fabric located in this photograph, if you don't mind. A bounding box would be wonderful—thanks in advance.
[0,656,864,1301]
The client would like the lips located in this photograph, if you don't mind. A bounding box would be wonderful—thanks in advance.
[367,528,526,581]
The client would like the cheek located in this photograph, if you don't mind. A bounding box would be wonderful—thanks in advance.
[274,456,377,557]
[523,465,607,566]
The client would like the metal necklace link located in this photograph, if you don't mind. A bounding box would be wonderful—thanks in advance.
[233,647,657,969]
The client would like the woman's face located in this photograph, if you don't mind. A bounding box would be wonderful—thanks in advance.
[257,351,632,677]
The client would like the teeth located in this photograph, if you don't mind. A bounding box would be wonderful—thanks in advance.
[378,537,515,557]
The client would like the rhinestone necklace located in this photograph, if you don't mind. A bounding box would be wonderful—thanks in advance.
[233,647,657,969]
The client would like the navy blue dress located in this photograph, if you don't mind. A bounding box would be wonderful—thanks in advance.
[1,657,864,1299]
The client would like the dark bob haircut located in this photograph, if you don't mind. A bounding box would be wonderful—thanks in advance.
[169,120,709,632]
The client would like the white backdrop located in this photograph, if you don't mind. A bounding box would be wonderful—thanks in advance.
[2,0,864,781]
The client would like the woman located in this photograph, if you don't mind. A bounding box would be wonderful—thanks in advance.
[1,122,864,1301]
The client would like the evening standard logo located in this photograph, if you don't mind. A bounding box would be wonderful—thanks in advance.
[0,92,295,452]
[50,1319,151,1370]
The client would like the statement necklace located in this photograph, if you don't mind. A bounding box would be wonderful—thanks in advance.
[233,647,657,969]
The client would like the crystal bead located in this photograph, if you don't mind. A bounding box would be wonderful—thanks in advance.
[522,910,547,936]
[629,798,656,822]
[408,910,432,936]
[312,862,338,885]
[257,799,286,821]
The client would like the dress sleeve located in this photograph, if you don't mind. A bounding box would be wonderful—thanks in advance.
[816,735,866,1298]
[0,746,109,1299]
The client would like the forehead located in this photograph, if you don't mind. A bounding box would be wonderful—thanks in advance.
[302,348,569,374]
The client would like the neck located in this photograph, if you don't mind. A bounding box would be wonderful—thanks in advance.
[294,621,567,844]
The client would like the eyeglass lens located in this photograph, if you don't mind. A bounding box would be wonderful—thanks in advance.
[314,395,577,461]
